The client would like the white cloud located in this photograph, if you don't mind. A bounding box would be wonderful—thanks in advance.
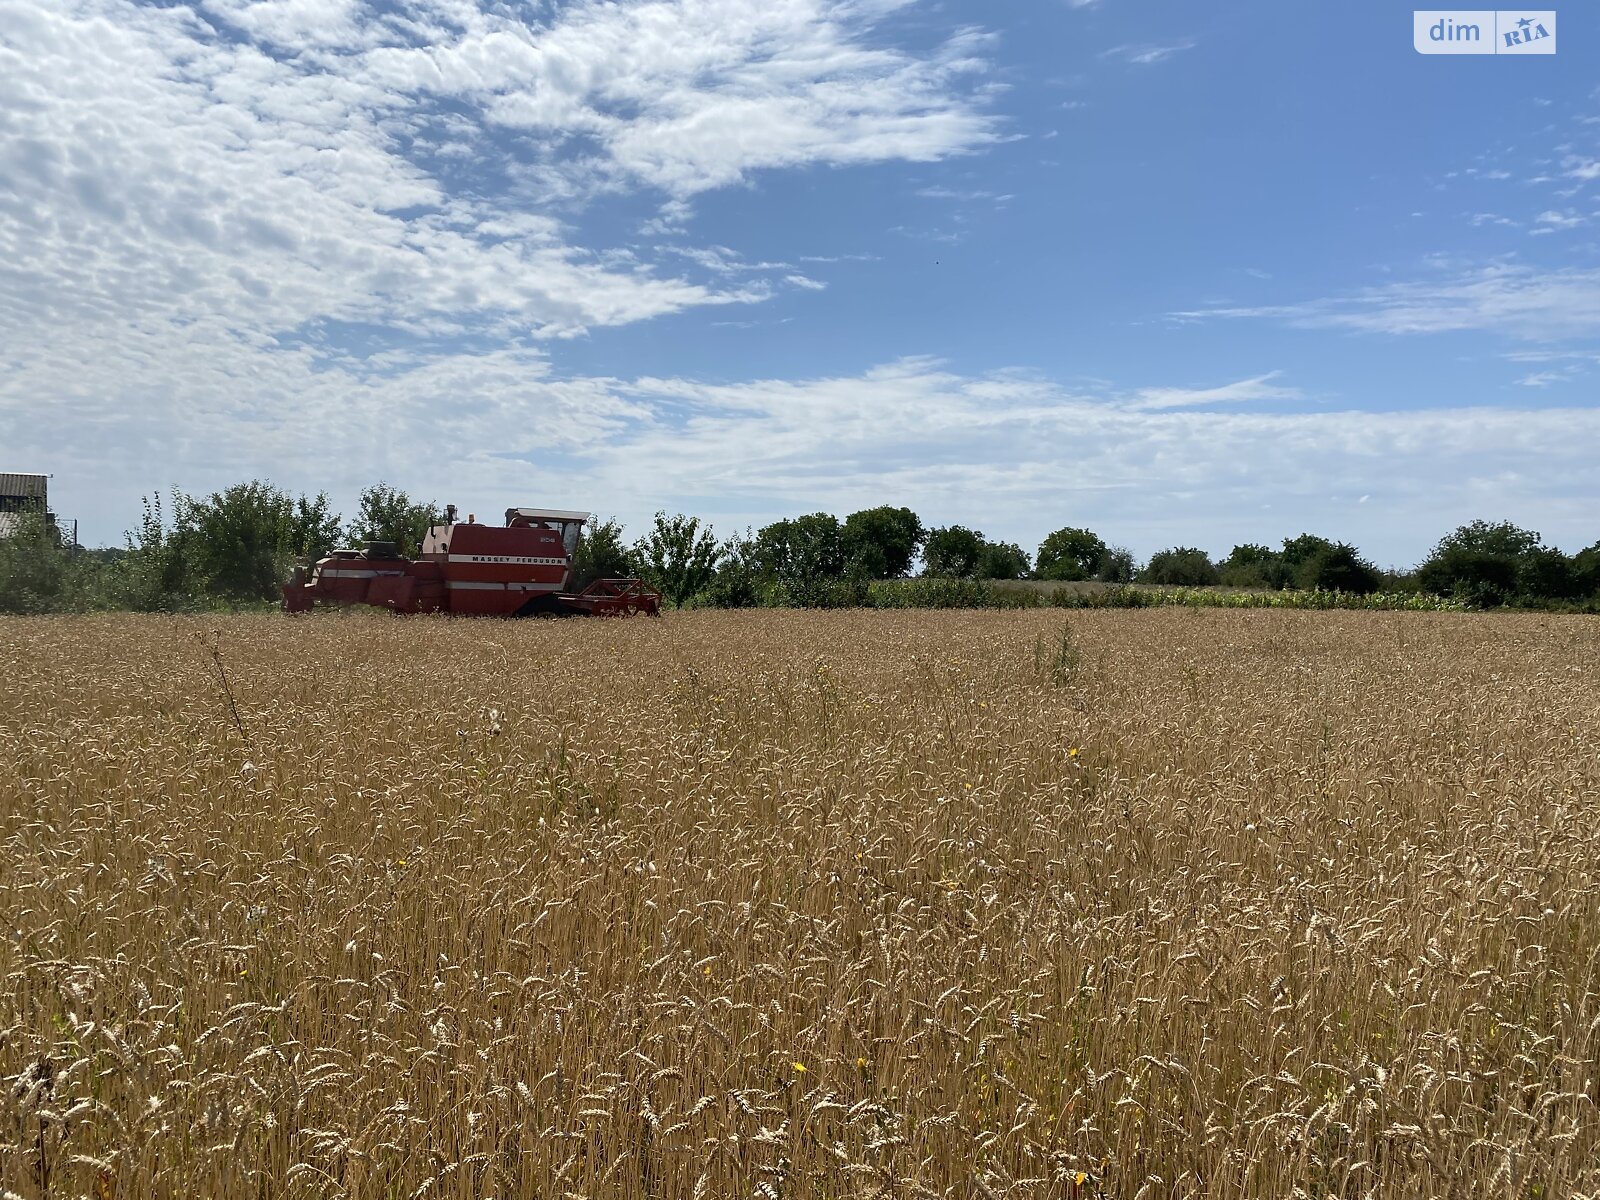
[353,0,1002,199]
[915,185,1014,204]
[1178,264,1600,340]
[0,0,998,325]
[1099,41,1195,65]
[0,0,1002,518]
[660,245,794,274]
[0,0,787,380]
[1127,371,1301,411]
[1532,209,1586,232]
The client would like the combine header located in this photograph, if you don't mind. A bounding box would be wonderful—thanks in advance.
[282,507,661,617]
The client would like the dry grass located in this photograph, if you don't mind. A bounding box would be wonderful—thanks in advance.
[2,608,1599,1199]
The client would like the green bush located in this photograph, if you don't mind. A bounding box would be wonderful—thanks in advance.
[1040,585,1463,612]
[0,512,79,614]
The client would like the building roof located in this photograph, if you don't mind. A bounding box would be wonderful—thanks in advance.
[0,473,48,498]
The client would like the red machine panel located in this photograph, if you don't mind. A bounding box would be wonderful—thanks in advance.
[423,521,570,616]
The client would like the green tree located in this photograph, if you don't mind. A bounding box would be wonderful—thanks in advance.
[921,526,985,578]
[756,513,843,577]
[1417,520,1546,607]
[754,513,848,604]
[1290,539,1381,594]
[1517,546,1579,601]
[1096,545,1137,584]
[1279,534,1336,572]
[704,529,766,608]
[0,510,74,613]
[975,540,1030,580]
[1141,547,1220,587]
[1035,527,1107,582]
[841,506,925,579]
[571,517,635,589]
[113,491,200,610]
[179,481,342,604]
[346,483,440,556]
[634,512,722,608]
[1219,543,1288,589]
[1573,540,1600,599]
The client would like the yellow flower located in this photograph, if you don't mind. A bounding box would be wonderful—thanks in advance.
[1074,1171,1089,1186]
[791,1062,807,1073]
[856,1056,867,1069]
[703,964,712,976]
[1068,747,1080,759]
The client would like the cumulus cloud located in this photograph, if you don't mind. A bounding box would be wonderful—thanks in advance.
[1532,210,1586,233]
[0,0,1002,527]
[0,0,996,327]
[348,0,1001,198]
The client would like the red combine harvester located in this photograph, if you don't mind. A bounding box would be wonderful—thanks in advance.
[281,507,661,617]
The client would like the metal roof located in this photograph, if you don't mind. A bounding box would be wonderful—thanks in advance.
[505,507,591,523]
[0,473,48,498]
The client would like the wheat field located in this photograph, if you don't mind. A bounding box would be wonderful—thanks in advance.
[2,609,1598,1199]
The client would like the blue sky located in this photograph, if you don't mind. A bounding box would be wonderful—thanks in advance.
[2,0,1597,566]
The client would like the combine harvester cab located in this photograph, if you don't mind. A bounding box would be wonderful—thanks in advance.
[282,507,660,617]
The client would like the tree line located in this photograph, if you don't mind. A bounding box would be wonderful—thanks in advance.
[2,479,1598,614]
